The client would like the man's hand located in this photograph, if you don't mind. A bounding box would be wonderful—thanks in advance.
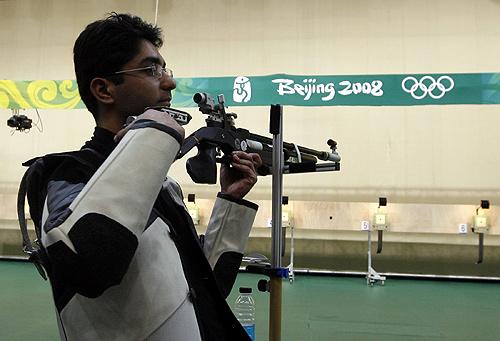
[114,108,185,143]
[220,151,263,199]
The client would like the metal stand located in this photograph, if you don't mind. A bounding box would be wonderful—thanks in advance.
[366,230,386,286]
[244,104,341,341]
[477,232,484,264]
[269,104,285,341]
[287,223,295,283]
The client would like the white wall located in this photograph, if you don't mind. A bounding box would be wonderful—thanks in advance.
[1,0,500,205]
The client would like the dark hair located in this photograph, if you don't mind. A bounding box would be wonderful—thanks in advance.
[73,13,163,118]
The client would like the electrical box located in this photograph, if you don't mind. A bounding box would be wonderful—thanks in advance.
[185,194,200,226]
[372,197,388,231]
[373,207,388,231]
[266,208,292,228]
[472,200,490,234]
[282,207,292,228]
[373,213,387,230]
[188,206,200,225]
[281,196,292,228]
[472,208,489,234]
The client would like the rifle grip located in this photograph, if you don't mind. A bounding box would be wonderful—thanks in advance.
[186,145,218,184]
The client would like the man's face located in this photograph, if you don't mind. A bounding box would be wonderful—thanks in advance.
[112,39,176,121]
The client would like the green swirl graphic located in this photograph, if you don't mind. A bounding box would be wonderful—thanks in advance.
[59,80,80,100]
[27,80,81,109]
[0,80,31,109]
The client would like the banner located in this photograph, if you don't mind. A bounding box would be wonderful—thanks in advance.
[1,73,500,109]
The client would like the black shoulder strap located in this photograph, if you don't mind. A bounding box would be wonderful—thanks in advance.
[18,163,48,279]
[18,148,105,280]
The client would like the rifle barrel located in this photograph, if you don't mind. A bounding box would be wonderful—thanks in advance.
[248,133,340,162]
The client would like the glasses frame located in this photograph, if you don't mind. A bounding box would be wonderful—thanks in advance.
[112,64,173,80]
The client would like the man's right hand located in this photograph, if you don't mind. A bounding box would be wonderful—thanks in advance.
[114,108,185,143]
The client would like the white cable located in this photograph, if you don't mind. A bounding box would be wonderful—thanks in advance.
[154,0,159,25]
[34,108,44,132]
[292,143,302,163]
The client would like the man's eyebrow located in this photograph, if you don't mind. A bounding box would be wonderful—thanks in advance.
[141,56,165,66]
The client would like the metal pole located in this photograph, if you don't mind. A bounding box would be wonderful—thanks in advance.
[289,221,295,283]
[269,104,283,341]
[477,233,484,264]
[271,114,283,267]
[367,230,371,285]
[269,277,282,341]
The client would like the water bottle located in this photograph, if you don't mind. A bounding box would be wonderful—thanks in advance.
[234,287,256,340]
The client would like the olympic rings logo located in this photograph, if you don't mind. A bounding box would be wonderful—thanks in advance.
[401,75,454,100]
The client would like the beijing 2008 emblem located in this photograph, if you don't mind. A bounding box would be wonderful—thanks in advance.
[233,76,252,103]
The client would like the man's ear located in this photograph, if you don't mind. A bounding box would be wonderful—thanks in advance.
[90,77,115,105]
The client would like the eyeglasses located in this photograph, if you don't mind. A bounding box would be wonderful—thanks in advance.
[113,64,173,80]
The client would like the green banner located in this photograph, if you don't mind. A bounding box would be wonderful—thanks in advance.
[1,73,500,109]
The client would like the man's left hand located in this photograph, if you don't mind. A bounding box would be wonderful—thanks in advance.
[220,151,263,199]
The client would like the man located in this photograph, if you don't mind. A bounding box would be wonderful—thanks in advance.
[25,12,261,340]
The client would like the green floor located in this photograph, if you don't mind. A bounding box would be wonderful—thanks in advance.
[2,260,500,340]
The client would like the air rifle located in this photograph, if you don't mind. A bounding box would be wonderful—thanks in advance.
[177,93,341,184]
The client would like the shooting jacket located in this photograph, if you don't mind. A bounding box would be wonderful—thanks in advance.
[28,122,256,340]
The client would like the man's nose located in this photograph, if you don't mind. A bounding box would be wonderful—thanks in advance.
[161,74,176,90]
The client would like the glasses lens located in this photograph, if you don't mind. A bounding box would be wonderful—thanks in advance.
[151,64,160,78]
[153,64,166,79]
[154,65,173,79]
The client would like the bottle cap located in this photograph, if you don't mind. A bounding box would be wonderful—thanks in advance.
[239,287,252,294]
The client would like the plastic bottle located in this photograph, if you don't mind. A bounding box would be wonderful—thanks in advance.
[234,287,256,340]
